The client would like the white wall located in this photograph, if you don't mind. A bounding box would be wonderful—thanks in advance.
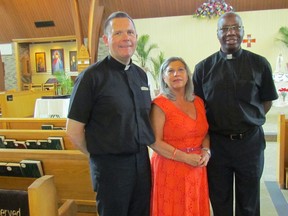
[133,9,288,74]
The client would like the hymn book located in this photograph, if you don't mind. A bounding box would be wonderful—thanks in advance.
[0,162,7,176]
[25,140,40,149]
[12,141,27,149]
[3,139,16,148]
[0,136,5,148]
[20,160,44,178]
[5,163,23,177]
[47,137,64,150]
[41,124,54,130]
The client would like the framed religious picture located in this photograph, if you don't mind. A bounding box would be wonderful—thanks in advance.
[69,51,78,72]
[35,52,46,72]
[50,49,64,74]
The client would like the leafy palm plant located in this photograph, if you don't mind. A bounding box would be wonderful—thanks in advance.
[150,51,165,90]
[277,26,288,47]
[135,34,158,70]
[53,71,74,95]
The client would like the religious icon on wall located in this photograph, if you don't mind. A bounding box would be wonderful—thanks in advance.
[69,51,78,72]
[51,49,65,74]
[35,52,46,72]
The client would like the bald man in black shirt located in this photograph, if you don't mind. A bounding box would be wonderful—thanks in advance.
[193,12,278,216]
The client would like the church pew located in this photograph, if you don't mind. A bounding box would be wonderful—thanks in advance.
[0,175,77,216]
[0,129,74,149]
[277,114,288,189]
[0,129,97,215]
[0,90,55,117]
[0,118,67,129]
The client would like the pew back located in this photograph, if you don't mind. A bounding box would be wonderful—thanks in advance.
[277,114,288,189]
[0,118,67,129]
[0,175,77,216]
[0,90,55,117]
[0,129,96,208]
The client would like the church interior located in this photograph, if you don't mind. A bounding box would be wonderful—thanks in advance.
[0,0,288,215]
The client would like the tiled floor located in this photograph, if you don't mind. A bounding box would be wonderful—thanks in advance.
[256,103,288,216]
[260,141,288,216]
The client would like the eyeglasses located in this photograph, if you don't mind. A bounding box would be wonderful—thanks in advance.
[218,25,244,33]
[165,68,186,76]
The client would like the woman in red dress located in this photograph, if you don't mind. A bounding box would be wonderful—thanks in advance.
[150,57,210,216]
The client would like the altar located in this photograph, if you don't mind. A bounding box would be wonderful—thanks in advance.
[34,97,70,118]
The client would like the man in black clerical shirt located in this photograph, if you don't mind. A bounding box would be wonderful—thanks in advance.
[193,12,278,216]
[66,12,155,216]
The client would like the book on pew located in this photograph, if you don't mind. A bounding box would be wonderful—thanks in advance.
[48,137,64,150]
[13,141,27,149]
[36,140,50,149]
[0,136,5,148]
[41,124,54,130]
[5,163,23,177]
[53,127,64,130]
[0,162,7,176]
[3,139,16,148]
[25,139,49,150]
[25,140,41,149]
[25,138,64,150]
[20,160,44,178]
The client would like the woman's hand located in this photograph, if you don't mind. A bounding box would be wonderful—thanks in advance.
[198,150,210,167]
[184,153,202,167]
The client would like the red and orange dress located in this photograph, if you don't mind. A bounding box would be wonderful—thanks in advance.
[151,95,210,216]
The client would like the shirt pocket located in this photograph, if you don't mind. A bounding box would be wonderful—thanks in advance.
[139,85,152,109]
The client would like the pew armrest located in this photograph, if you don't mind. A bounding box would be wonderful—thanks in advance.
[28,175,77,216]
[58,199,78,216]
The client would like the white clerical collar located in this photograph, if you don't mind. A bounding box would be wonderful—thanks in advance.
[226,54,233,60]
[124,65,130,71]
[220,48,243,60]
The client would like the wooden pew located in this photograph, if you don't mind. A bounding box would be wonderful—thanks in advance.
[23,83,57,94]
[29,175,77,216]
[277,114,288,189]
[0,175,77,216]
[0,90,55,117]
[0,129,97,216]
[0,118,67,129]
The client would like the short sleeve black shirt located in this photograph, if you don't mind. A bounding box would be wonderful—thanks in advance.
[193,49,278,134]
[68,56,155,155]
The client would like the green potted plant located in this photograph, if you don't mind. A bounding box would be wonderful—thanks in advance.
[150,51,165,94]
[276,26,288,73]
[277,26,288,47]
[53,71,74,95]
[135,34,158,71]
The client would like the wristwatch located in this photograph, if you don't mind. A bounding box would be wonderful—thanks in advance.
[202,148,211,157]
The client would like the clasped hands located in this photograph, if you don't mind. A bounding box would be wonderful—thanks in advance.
[185,151,210,167]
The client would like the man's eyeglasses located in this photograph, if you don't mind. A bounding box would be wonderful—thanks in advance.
[218,25,244,33]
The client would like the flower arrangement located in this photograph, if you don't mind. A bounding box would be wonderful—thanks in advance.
[193,0,234,19]
[279,87,288,102]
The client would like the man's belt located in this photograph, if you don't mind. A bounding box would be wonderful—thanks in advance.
[212,126,258,141]
[227,133,244,140]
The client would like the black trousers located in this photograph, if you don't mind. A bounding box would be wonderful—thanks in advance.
[208,126,265,216]
[89,146,151,216]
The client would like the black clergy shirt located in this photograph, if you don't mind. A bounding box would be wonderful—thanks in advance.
[68,56,155,155]
[193,48,278,135]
